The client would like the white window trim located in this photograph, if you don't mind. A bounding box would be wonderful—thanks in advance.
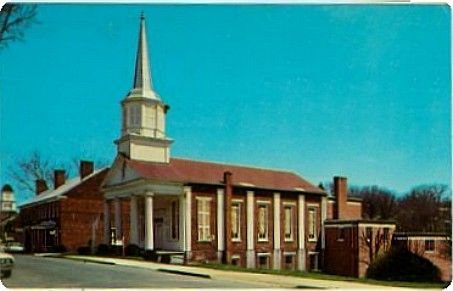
[257,252,271,256]
[425,240,436,253]
[256,253,271,269]
[257,202,270,242]
[307,206,318,242]
[231,201,242,242]
[283,204,295,242]
[196,197,212,242]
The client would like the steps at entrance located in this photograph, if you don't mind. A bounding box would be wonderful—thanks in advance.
[155,251,184,265]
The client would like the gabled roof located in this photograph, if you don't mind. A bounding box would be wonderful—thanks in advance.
[126,157,325,194]
[19,168,108,208]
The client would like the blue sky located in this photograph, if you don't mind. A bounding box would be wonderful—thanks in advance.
[0,4,451,202]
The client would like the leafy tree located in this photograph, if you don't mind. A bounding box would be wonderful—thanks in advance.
[0,3,37,49]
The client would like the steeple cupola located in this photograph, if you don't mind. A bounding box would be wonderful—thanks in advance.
[115,14,173,163]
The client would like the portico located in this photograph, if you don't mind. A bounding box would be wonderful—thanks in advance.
[102,176,191,254]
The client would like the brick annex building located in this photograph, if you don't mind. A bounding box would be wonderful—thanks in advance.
[19,161,108,252]
[100,14,393,273]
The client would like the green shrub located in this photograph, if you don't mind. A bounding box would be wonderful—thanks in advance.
[125,244,141,257]
[143,250,157,261]
[54,245,67,253]
[77,246,91,255]
[96,244,110,255]
[366,248,441,282]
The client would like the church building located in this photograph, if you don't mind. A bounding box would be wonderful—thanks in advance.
[101,14,363,271]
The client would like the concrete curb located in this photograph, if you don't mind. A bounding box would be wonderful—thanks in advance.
[42,255,210,278]
[80,258,116,265]
[156,268,211,279]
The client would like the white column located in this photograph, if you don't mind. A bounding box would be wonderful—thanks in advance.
[144,193,154,250]
[321,196,327,250]
[114,197,122,242]
[103,200,110,245]
[129,195,139,245]
[297,195,306,271]
[184,186,192,257]
[217,188,225,261]
[179,193,185,252]
[273,192,281,269]
[246,190,255,268]
[320,195,327,270]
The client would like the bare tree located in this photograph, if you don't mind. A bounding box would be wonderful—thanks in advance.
[396,184,451,232]
[351,186,398,220]
[0,3,37,49]
[7,151,61,196]
[360,227,391,267]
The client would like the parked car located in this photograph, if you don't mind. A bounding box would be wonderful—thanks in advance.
[5,242,24,253]
[0,252,14,278]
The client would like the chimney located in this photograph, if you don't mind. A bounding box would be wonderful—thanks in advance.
[333,176,348,220]
[80,160,94,179]
[35,179,48,195]
[54,170,66,189]
[223,171,233,264]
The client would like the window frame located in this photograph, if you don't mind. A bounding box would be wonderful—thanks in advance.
[283,202,296,242]
[425,239,435,252]
[257,201,270,242]
[231,200,242,242]
[307,205,318,242]
[196,197,212,242]
[256,253,271,269]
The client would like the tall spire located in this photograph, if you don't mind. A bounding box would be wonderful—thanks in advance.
[127,13,159,100]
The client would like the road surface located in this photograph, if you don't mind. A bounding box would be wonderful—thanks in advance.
[2,254,273,288]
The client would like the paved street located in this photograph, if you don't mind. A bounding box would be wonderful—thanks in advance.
[1,254,421,290]
[2,254,270,288]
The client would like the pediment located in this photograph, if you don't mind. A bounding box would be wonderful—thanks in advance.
[101,155,142,188]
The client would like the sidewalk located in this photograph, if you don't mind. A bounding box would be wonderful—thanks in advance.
[45,254,420,290]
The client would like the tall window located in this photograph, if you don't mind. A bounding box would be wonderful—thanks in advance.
[197,197,211,241]
[231,202,241,241]
[284,204,295,241]
[170,200,179,240]
[257,203,269,241]
[308,206,317,241]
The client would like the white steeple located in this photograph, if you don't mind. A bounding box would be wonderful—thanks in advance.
[127,12,159,100]
[115,13,173,163]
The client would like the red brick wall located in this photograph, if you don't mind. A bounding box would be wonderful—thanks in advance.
[327,200,362,220]
[254,191,274,268]
[190,186,218,262]
[230,191,247,266]
[405,238,452,281]
[280,194,298,254]
[357,225,394,278]
[324,225,359,277]
[58,169,108,252]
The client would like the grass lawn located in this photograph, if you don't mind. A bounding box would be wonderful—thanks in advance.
[196,263,449,289]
